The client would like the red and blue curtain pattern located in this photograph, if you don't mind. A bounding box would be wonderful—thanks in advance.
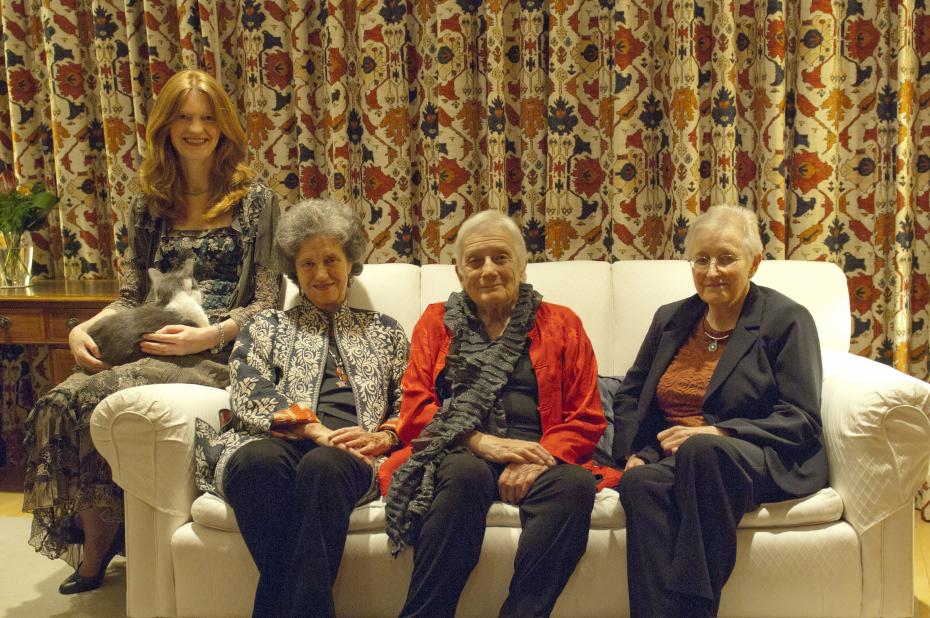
[0,0,928,464]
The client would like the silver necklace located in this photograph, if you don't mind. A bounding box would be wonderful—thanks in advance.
[702,319,731,352]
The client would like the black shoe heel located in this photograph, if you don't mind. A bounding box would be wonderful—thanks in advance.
[58,523,124,595]
[58,565,106,595]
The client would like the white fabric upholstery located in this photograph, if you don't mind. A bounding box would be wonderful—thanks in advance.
[610,260,851,376]
[191,485,843,535]
[737,487,843,528]
[820,350,930,533]
[170,519,863,618]
[91,260,930,617]
[420,261,614,370]
[284,263,422,338]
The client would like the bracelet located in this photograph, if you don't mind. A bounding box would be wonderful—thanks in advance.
[211,322,226,354]
[382,428,400,449]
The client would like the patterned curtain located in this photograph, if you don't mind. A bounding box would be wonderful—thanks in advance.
[0,0,927,464]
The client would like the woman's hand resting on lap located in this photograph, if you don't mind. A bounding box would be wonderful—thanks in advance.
[328,427,395,457]
[498,462,548,504]
[657,425,728,456]
[68,325,109,373]
[271,422,374,466]
[463,431,556,467]
[141,324,217,356]
[624,455,646,471]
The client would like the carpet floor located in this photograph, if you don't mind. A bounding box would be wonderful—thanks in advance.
[0,515,125,617]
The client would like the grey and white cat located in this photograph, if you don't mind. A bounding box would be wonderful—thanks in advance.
[88,258,210,366]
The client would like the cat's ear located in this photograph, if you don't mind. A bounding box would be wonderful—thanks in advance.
[181,257,195,276]
[147,267,161,283]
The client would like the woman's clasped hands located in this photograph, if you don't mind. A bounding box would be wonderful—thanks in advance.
[270,423,400,466]
[625,425,729,471]
[464,432,557,505]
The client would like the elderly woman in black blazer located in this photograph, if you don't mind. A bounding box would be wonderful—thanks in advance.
[613,205,828,618]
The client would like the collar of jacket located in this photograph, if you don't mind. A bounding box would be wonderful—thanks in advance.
[294,294,354,323]
[660,281,765,406]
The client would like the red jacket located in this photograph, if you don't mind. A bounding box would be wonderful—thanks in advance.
[378,301,622,494]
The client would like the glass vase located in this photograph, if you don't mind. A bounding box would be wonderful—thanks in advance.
[0,230,34,288]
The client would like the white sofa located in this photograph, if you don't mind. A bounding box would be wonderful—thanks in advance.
[90,260,930,617]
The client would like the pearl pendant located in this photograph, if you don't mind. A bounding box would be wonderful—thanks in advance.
[708,341,718,352]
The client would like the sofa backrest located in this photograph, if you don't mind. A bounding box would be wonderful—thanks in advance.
[288,259,851,378]
[346,263,422,338]
[610,260,851,376]
[419,262,615,368]
[282,264,423,338]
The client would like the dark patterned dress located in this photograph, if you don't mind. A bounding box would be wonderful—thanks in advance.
[22,183,279,567]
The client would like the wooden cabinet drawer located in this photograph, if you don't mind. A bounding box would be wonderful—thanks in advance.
[0,307,47,342]
[47,308,99,341]
[0,280,117,387]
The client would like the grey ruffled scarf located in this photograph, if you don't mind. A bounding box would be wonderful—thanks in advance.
[385,283,542,555]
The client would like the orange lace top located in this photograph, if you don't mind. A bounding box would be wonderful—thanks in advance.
[655,319,732,427]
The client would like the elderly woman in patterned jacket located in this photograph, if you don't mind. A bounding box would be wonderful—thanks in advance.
[194,199,409,618]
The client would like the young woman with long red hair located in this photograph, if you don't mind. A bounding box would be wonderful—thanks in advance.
[23,69,280,595]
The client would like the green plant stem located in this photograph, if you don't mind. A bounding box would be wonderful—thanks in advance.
[1,231,27,285]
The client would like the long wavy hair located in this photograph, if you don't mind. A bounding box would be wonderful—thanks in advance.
[138,69,254,222]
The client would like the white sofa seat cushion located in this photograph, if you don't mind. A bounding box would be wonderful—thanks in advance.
[191,485,842,535]
[485,488,622,529]
[191,493,238,532]
[738,487,843,528]
[190,489,625,532]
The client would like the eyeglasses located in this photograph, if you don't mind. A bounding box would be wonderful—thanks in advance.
[688,254,740,271]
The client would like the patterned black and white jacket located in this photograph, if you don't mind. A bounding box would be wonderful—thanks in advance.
[194,296,409,499]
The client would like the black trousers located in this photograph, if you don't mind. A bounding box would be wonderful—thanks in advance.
[222,438,372,618]
[618,434,791,618]
[400,451,597,618]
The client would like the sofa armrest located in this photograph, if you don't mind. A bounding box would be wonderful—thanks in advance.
[820,351,930,533]
[90,383,231,517]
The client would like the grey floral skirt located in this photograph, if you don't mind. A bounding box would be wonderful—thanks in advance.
[22,352,228,567]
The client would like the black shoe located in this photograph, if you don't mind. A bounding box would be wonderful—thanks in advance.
[58,564,106,595]
[58,523,124,595]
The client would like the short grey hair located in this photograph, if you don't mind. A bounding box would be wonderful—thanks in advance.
[453,210,528,274]
[275,199,368,284]
[684,205,763,258]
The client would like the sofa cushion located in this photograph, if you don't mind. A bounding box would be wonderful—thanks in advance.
[595,375,622,466]
[610,260,851,377]
[191,492,238,532]
[738,487,843,528]
[420,262,615,373]
[190,485,842,535]
[190,487,626,533]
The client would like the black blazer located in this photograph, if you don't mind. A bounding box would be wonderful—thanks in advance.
[612,283,828,497]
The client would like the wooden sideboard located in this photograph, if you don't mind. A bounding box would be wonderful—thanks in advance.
[0,280,119,385]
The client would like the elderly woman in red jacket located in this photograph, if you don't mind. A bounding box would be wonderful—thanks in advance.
[380,210,620,618]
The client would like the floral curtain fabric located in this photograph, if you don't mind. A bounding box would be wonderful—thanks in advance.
[0,0,927,464]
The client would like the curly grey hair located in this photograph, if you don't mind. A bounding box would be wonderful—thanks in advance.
[275,199,368,284]
[684,205,764,259]
[453,210,528,275]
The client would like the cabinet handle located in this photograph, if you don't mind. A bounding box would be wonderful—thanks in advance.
[0,316,9,329]
[67,317,79,329]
